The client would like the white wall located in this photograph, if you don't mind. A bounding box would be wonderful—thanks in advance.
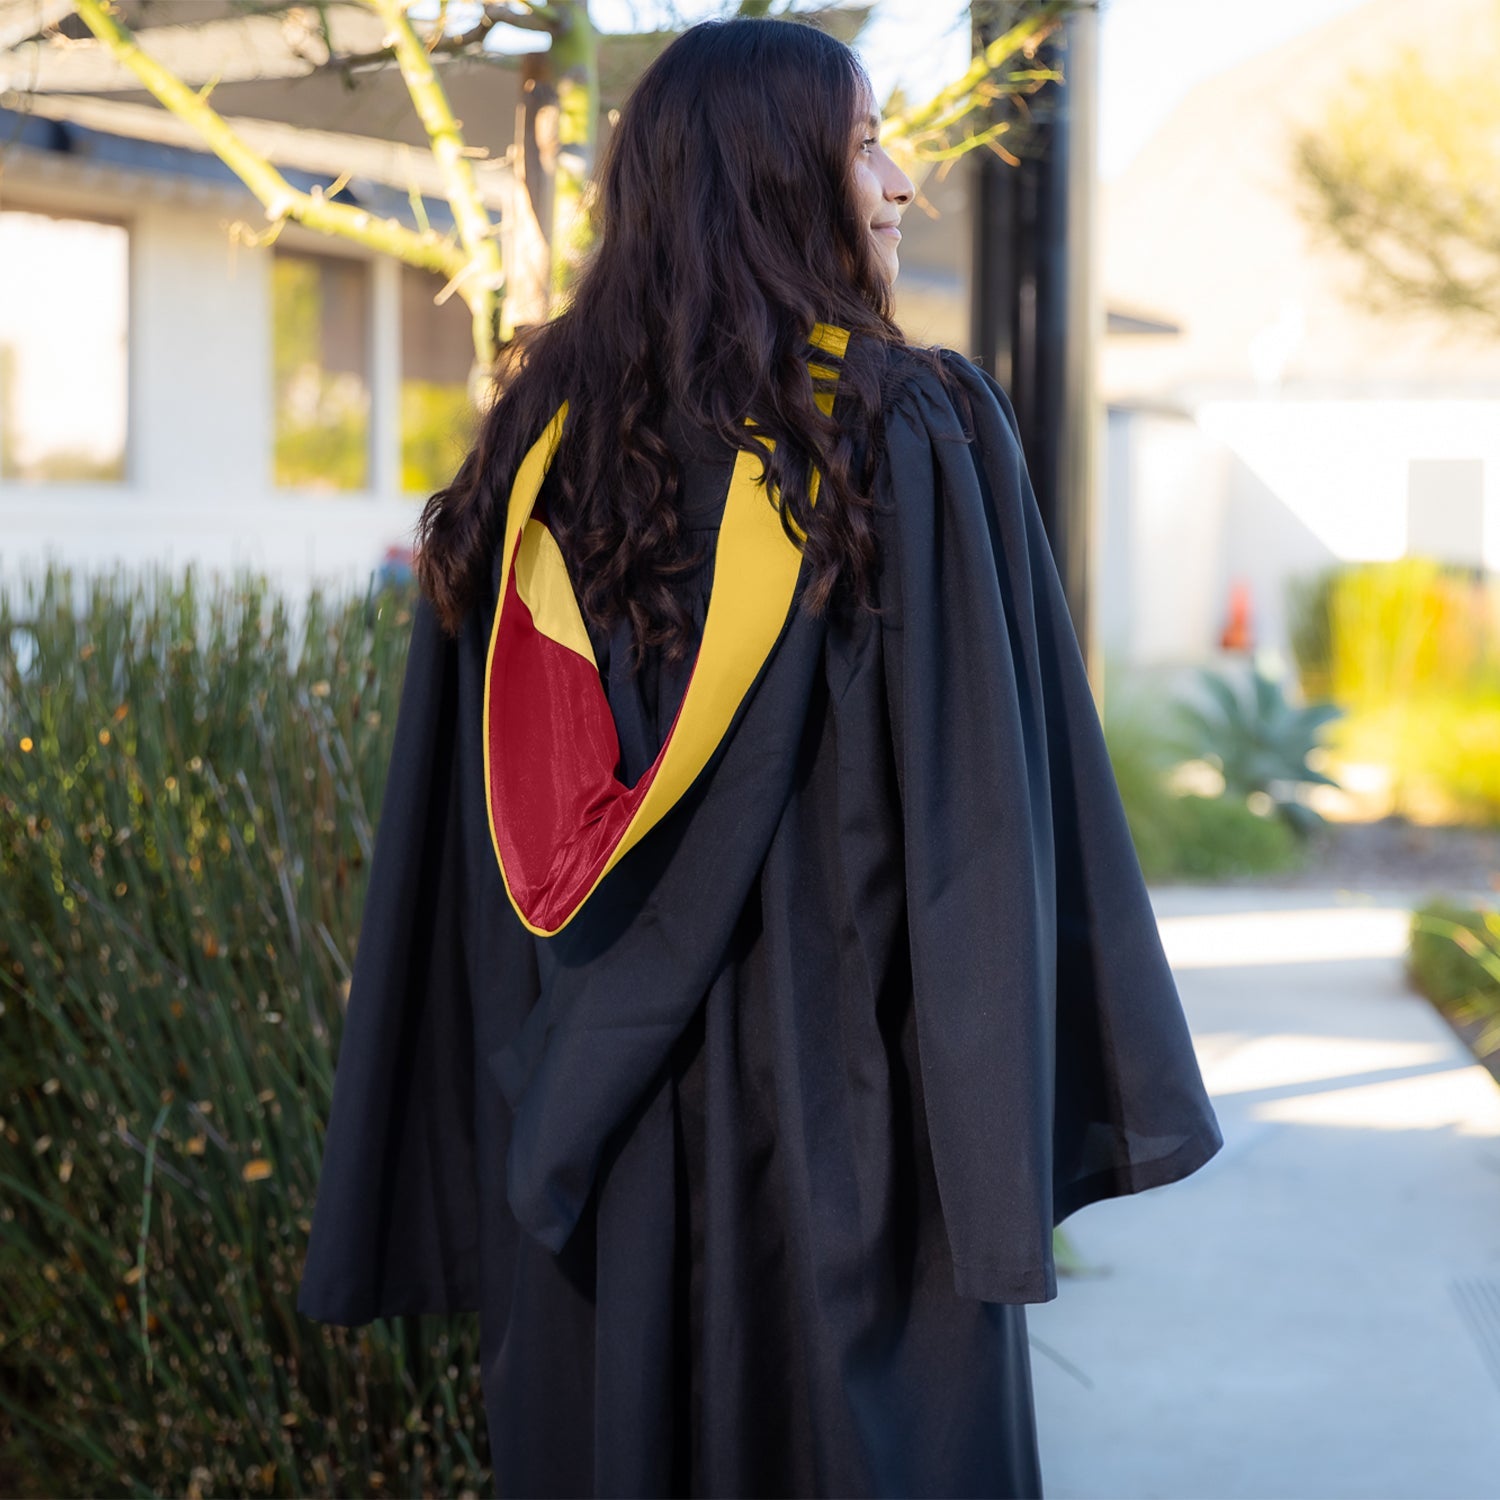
[1103,407,1231,666]
[0,178,423,605]
[1101,397,1500,669]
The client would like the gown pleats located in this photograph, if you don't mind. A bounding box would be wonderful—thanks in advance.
[299,347,1225,1500]
[479,424,1045,1499]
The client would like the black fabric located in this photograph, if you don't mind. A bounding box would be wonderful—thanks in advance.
[296,345,1224,1499]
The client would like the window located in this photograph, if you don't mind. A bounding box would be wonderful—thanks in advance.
[400,264,478,495]
[272,249,370,491]
[0,208,128,483]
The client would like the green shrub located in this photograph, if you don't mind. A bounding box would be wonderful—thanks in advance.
[1407,898,1500,1063]
[1159,792,1304,879]
[0,566,489,1498]
[1101,690,1191,879]
[1103,681,1305,882]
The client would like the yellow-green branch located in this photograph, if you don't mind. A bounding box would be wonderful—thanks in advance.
[368,0,506,362]
[882,3,1067,147]
[70,0,465,282]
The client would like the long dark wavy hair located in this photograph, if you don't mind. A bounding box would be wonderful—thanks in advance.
[416,16,916,662]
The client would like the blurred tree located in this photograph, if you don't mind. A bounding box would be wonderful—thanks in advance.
[37,0,1083,386]
[1292,33,1500,334]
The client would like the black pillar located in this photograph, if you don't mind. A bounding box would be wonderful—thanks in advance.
[969,2,1100,688]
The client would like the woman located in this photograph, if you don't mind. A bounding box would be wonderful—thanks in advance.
[297,17,1224,1499]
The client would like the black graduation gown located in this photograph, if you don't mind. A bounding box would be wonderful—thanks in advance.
[296,345,1225,1500]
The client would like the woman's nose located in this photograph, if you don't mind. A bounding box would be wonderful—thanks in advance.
[886,162,914,204]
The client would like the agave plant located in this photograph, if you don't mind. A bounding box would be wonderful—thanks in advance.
[1173,662,1344,837]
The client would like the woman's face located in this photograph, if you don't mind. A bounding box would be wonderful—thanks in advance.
[849,88,915,285]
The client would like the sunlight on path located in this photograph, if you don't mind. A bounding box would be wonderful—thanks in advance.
[1030,888,1500,1500]
[1159,904,1411,968]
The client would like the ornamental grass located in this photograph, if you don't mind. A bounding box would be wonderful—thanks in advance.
[1287,558,1500,821]
[0,566,488,1499]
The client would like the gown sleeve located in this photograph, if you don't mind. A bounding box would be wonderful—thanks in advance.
[296,595,489,1325]
[875,348,1224,1305]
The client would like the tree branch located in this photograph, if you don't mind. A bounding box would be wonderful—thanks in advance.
[286,0,555,76]
[1291,50,1500,338]
[882,1,1068,150]
[68,0,466,281]
[365,0,506,362]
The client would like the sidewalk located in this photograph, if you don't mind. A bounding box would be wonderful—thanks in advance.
[1030,884,1500,1500]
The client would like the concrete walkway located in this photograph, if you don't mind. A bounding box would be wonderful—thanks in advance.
[1030,884,1500,1500]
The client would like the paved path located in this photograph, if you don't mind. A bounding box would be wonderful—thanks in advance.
[1030,884,1500,1500]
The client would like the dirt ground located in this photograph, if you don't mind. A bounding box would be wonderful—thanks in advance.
[1212,814,1500,899]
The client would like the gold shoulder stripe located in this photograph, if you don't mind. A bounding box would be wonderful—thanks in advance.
[514,518,597,665]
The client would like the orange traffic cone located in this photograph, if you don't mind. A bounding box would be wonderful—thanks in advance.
[1220,577,1254,652]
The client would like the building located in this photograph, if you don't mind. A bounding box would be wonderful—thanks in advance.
[1,3,527,596]
[0,2,881,601]
[1097,0,1500,675]
[6,0,1494,679]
